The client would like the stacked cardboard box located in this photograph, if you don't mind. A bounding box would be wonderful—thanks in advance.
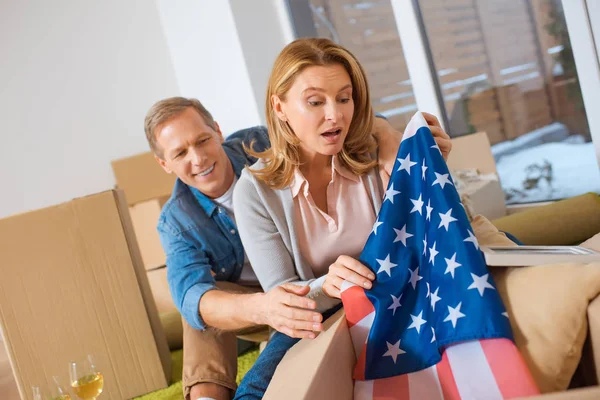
[111,152,176,314]
[0,190,171,399]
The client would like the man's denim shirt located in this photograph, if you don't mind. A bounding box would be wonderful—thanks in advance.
[157,126,270,330]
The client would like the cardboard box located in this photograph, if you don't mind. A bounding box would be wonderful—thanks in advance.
[265,299,600,400]
[446,132,497,176]
[147,267,177,314]
[0,190,171,399]
[130,197,169,271]
[111,152,176,206]
[447,132,507,220]
[460,177,507,220]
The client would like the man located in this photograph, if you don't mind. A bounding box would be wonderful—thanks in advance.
[144,97,451,400]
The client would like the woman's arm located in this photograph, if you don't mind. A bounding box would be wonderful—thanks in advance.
[233,170,341,313]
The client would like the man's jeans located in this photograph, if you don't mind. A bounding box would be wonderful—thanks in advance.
[234,304,343,400]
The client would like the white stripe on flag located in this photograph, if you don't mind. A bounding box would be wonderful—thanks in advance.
[349,311,375,359]
[445,340,503,400]
[341,280,357,293]
[408,365,444,400]
[354,379,374,400]
[401,111,427,143]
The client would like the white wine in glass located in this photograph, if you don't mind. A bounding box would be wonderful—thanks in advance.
[69,355,103,400]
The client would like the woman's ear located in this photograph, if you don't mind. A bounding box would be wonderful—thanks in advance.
[271,94,287,122]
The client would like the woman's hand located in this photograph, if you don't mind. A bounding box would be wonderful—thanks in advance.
[322,255,376,299]
[374,113,453,179]
[423,112,452,161]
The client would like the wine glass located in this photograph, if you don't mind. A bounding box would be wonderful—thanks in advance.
[32,386,43,400]
[69,355,104,400]
[32,380,71,400]
[49,376,72,400]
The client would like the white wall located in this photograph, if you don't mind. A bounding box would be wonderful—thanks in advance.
[0,0,296,219]
[155,0,263,133]
[0,0,180,219]
[230,0,295,125]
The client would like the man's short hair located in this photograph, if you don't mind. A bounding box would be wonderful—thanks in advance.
[144,97,217,159]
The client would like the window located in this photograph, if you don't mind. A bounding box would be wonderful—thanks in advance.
[288,0,600,205]
[417,0,600,204]
[293,0,416,132]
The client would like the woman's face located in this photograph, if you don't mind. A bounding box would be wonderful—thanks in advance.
[274,63,354,161]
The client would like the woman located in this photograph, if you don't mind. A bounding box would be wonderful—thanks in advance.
[232,38,451,399]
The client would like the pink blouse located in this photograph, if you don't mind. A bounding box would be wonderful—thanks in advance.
[291,157,377,277]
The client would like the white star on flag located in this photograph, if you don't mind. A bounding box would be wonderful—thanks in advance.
[383,339,406,364]
[384,184,401,204]
[421,160,428,180]
[410,194,424,215]
[428,241,439,265]
[431,143,441,154]
[408,311,427,334]
[388,294,402,315]
[438,208,458,231]
[430,287,441,312]
[393,224,414,246]
[426,282,430,298]
[444,302,466,328]
[423,235,427,256]
[444,253,462,278]
[502,312,509,318]
[372,219,383,235]
[397,153,417,174]
[426,199,433,221]
[430,326,436,343]
[432,172,453,189]
[468,273,495,296]
[464,229,480,250]
[376,254,398,277]
[408,266,423,289]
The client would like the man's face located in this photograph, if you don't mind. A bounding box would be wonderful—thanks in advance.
[155,107,233,198]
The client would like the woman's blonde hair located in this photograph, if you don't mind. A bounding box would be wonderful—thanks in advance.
[247,38,377,189]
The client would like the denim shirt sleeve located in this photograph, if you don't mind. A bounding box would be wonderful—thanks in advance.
[158,220,217,330]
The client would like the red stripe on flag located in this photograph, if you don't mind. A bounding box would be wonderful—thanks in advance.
[435,351,460,400]
[342,285,375,328]
[480,339,540,398]
[373,374,410,400]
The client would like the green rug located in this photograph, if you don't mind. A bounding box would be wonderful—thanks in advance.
[135,348,260,400]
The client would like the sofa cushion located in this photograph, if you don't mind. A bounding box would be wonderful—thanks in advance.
[491,193,600,246]
[472,215,600,393]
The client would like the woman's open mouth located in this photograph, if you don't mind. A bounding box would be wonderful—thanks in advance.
[321,128,342,143]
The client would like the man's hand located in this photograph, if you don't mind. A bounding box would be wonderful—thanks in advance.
[255,283,323,339]
[374,113,452,178]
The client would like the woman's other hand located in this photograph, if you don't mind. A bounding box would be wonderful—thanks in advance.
[322,255,376,299]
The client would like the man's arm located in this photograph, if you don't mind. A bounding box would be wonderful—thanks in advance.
[199,284,322,338]
[159,220,323,336]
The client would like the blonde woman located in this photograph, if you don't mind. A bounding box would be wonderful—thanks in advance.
[232,38,451,399]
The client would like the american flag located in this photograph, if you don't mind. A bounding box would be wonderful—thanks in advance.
[341,112,539,399]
